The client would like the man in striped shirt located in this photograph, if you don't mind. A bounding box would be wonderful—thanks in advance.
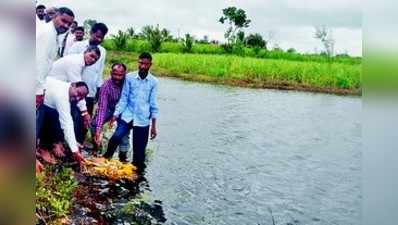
[91,63,129,159]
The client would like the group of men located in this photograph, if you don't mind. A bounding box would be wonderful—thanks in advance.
[35,5,159,173]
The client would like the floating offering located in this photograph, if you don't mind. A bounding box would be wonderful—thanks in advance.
[83,157,138,181]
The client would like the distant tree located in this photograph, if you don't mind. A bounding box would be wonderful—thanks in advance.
[140,24,164,52]
[245,33,266,49]
[314,25,335,57]
[140,25,154,39]
[236,31,245,43]
[112,30,128,50]
[219,6,251,45]
[161,28,173,41]
[210,40,219,45]
[83,19,97,36]
[182,33,194,53]
[126,27,135,37]
[287,48,296,53]
[198,35,209,44]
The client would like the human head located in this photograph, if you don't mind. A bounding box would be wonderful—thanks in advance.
[70,21,78,32]
[138,52,152,78]
[89,23,108,46]
[83,45,100,66]
[36,5,46,20]
[69,81,88,102]
[44,7,58,22]
[74,26,85,41]
[110,63,127,86]
[52,7,75,34]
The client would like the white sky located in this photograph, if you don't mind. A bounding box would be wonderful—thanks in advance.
[39,0,362,56]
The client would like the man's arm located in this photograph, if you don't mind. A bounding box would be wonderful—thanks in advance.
[113,77,130,118]
[36,30,53,94]
[96,49,106,92]
[54,94,79,153]
[149,80,159,139]
[95,84,109,134]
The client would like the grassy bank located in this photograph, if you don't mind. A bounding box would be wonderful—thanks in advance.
[106,51,361,95]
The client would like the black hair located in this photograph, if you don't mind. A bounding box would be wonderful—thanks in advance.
[139,52,152,61]
[57,7,74,18]
[36,5,46,10]
[73,81,89,92]
[111,62,127,71]
[74,26,85,32]
[91,23,108,35]
[84,45,101,58]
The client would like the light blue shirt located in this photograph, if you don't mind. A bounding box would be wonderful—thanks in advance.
[114,71,159,126]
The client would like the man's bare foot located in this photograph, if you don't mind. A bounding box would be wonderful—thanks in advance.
[38,149,57,164]
[53,143,66,158]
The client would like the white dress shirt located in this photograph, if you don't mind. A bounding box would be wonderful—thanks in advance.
[47,53,87,111]
[36,21,59,95]
[43,77,79,152]
[48,53,85,82]
[63,32,76,55]
[66,40,106,98]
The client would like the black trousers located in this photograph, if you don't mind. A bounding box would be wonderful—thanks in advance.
[104,119,149,166]
[70,103,85,144]
[36,104,64,149]
[85,97,95,116]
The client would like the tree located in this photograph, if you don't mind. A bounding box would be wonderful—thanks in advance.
[140,25,154,39]
[142,25,164,52]
[314,25,335,57]
[236,31,245,43]
[126,27,135,37]
[83,19,97,36]
[245,33,266,48]
[161,28,173,41]
[182,33,194,53]
[219,6,251,45]
[112,30,128,50]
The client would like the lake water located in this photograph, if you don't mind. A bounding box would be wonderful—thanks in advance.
[143,77,361,225]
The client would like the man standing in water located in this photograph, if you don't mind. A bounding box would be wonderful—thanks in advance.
[103,52,159,170]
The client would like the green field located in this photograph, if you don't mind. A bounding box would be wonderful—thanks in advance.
[103,38,362,65]
[106,51,361,95]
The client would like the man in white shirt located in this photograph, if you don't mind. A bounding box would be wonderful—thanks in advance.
[59,21,78,57]
[36,7,75,106]
[36,4,46,22]
[66,22,109,116]
[47,45,101,143]
[37,77,88,165]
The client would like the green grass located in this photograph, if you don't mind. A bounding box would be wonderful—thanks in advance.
[103,38,362,65]
[106,51,361,95]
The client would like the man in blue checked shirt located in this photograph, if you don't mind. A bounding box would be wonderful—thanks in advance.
[103,52,159,169]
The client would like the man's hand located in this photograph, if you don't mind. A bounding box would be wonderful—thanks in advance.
[36,159,43,174]
[93,131,102,146]
[109,116,117,129]
[82,112,91,129]
[73,151,85,164]
[150,126,157,140]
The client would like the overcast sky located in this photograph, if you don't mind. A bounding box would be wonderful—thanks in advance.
[39,0,362,56]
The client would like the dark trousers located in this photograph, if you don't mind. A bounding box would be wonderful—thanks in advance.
[104,119,149,166]
[86,97,95,116]
[36,104,64,149]
[70,103,85,144]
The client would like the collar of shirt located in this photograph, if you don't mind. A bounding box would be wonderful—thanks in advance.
[134,73,151,81]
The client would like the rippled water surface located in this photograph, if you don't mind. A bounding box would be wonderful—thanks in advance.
[144,78,361,225]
